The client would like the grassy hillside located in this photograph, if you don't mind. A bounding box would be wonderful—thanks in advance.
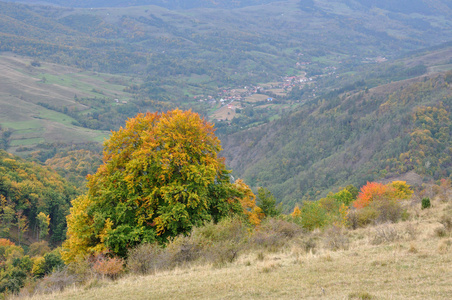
[16,189,452,299]
[221,46,452,209]
[0,53,137,154]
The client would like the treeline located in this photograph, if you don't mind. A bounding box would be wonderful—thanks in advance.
[37,97,172,132]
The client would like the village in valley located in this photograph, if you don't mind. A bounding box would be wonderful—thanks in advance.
[200,71,316,122]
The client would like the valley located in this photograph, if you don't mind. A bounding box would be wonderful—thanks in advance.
[1,0,452,298]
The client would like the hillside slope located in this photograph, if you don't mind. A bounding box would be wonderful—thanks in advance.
[221,47,452,209]
[19,192,452,299]
[0,53,136,154]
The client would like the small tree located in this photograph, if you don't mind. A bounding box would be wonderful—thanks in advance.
[256,187,281,218]
[299,201,328,231]
[16,211,29,246]
[36,212,51,241]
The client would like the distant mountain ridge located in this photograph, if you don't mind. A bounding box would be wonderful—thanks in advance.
[8,0,452,13]
[2,0,279,9]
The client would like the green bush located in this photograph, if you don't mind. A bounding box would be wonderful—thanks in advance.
[299,201,329,231]
[349,198,406,228]
[42,250,64,275]
[126,218,249,274]
[421,197,431,209]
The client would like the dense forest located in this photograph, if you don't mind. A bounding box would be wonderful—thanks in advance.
[0,150,79,244]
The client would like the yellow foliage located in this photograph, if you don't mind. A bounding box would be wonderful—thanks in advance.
[61,195,108,264]
[32,256,46,277]
[387,181,413,200]
[234,179,263,226]
[291,206,301,218]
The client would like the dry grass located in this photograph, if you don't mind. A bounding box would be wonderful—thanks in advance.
[20,198,452,300]
[244,94,271,103]
[211,104,238,121]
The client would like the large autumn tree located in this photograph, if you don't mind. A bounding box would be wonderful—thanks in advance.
[62,110,248,261]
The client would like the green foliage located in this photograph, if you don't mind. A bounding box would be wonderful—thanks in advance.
[63,110,247,261]
[126,217,249,274]
[223,72,452,208]
[42,250,64,275]
[0,150,78,244]
[256,187,281,217]
[36,212,50,241]
[0,241,33,296]
[297,201,329,231]
[421,197,431,209]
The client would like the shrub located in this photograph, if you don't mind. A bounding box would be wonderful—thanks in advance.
[349,197,405,228]
[250,219,303,252]
[42,250,65,275]
[439,214,452,232]
[299,201,329,230]
[34,268,79,294]
[126,243,164,275]
[371,198,405,224]
[421,197,431,209]
[164,236,203,267]
[353,181,412,210]
[204,241,241,267]
[92,255,124,280]
[356,207,379,227]
[192,217,248,245]
[28,241,50,257]
[371,223,401,245]
[353,182,389,209]
[299,236,317,253]
[323,225,349,251]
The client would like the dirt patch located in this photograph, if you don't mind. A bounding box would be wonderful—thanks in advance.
[377,171,424,186]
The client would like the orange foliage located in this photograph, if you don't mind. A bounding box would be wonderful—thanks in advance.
[0,238,15,247]
[92,255,124,279]
[354,181,413,209]
[353,182,392,209]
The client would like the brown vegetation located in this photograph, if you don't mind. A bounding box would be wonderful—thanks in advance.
[17,190,452,300]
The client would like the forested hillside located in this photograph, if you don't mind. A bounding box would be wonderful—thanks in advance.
[222,53,452,209]
[0,150,79,245]
[1,0,452,210]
